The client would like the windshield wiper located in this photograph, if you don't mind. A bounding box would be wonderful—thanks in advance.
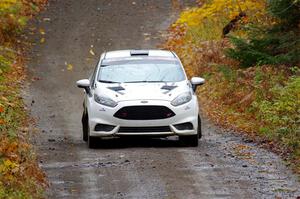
[99,80,120,83]
[124,80,165,83]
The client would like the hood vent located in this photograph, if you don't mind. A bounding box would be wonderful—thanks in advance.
[107,86,125,92]
[161,85,177,91]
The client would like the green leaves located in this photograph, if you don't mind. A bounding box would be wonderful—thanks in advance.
[226,0,300,67]
[267,0,300,27]
[226,28,300,67]
[254,75,300,150]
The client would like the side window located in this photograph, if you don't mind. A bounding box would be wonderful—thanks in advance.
[90,61,99,89]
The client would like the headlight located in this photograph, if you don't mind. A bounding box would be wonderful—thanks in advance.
[94,94,118,107]
[171,92,192,106]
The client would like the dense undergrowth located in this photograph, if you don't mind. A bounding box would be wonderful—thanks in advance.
[0,0,47,198]
[163,0,300,173]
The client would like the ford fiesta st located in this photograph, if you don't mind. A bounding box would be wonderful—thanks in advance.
[76,50,205,148]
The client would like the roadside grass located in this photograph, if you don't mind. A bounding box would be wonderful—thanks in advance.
[0,0,47,198]
[162,0,300,174]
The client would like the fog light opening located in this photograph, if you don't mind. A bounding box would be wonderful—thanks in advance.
[174,122,194,131]
[94,124,116,132]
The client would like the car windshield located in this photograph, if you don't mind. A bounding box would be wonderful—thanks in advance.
[98,59,186,83]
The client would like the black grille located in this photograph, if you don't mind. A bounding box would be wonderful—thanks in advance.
[119,126,171,133]
[114,106,175,120]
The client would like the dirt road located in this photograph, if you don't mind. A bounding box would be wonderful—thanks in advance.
[25,0,299,198]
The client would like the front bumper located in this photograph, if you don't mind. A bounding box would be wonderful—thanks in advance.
[87,98,199,137]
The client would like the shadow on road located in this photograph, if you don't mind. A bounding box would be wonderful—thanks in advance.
[88,137,190,149]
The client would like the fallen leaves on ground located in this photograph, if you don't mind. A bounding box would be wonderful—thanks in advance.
[40,37,45,43]
[67,63,73,71]
[39,28,45,35]
[89,49,95,56]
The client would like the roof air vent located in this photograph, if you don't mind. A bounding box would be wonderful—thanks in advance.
[130,50,149,56]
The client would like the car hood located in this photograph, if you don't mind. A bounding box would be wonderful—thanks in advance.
[95,81,191,102]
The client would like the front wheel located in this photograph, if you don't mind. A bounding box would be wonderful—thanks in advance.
[88,135,97,149]
[85,116,98,149]
[198,115,202,139]
[82,111,88,142]
[179,134,199,147]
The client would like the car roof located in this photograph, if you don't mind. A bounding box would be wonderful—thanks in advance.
[104,50,176,60]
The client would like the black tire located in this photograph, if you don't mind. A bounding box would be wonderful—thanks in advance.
[198,115,202,139]
[87,122,98,149]
[88,135,97,149]
[82,111,88,142]
[179,134,199,147]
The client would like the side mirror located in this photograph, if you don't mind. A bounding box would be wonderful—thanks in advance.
[191,77,205,92]
[76,79,91,94]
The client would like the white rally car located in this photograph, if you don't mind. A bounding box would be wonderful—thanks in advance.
[77,50,205,148]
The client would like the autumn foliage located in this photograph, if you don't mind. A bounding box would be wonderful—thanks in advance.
[163,0,300,173]
[0,0,47,198]
[0,0,47,43]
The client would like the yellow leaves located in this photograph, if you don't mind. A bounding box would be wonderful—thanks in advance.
[178,8,202,26]
[89,49,95,56]
[229,11,240,19]
[0,159,19,181]
[67,63,73,71]
[64,62,73,71]
[39,28,45,35]
[3,159,18,171]
[174,0,268,41]
[0,96,16,108]
[39,28,46,43]
[0,0,18,11]
[40,37,45,43]
[0,134,47,191]
[89,44,96,56]
[0,140,21,179]
[177,0,267,27]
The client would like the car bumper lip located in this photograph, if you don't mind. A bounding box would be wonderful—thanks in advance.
[88,99,198,137]
[89,125,196,137]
